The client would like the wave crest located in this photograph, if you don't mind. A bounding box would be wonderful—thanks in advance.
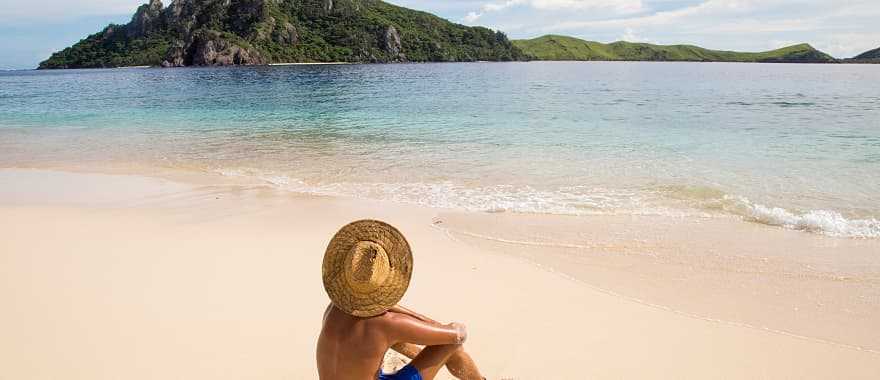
[725,196,880,238]
[216,168,880,239]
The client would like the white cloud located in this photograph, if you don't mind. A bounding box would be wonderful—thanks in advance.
[539,0,751,31]
[703,17,817,34]
[619,28,652,43]
[483,0,524,12]
[463,11,483,23]
[531,0,644,13]
[813,31,880,58]
[477,0,644,14]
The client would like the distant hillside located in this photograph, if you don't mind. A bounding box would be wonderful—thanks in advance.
[513,35,837,63]
[39,0,526,69]
[854,47,880,59]
[847,47,880,63]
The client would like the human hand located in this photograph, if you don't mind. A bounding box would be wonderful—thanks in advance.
[450,322,467,344]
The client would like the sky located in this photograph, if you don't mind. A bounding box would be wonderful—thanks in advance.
[0,0,878,69]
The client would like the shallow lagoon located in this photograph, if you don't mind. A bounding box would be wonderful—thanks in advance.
[1,62,879,236]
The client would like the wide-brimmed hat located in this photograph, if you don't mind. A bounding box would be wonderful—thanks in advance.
[322,220,413,317]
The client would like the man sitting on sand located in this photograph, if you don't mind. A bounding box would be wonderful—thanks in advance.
[317,220,484,380]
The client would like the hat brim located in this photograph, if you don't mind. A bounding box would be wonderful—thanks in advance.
[322,220,413,317]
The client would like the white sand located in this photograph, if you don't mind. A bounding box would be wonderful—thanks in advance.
[1,169,879,379]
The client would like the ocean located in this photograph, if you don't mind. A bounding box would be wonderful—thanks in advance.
[1,62,878,237]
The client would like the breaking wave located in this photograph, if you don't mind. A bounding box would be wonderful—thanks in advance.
[216,168,880,239]
[726,196,880,238]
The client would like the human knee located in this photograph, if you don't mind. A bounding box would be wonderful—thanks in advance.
[435,343,463,356]
[450,322,467,344]
[448,343,464,355]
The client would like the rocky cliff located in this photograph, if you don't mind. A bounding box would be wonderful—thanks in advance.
[39,0,526,69]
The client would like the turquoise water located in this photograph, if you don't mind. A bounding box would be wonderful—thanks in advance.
[1,62,879,237]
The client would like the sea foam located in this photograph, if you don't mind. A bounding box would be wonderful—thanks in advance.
[214,168,677,216]
[731,197,880,238]
[215,167,880,239]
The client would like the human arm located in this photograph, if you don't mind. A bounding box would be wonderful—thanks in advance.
[388,304,436,323]
[387,305,441,356]
[382,311,467,347]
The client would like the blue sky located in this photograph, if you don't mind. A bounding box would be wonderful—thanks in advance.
[1,0,878,69]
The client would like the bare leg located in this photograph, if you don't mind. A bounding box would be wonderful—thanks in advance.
[410,344,464,380]
[391,342,421,359]
[444,349,482,380]
[392,343,483,380]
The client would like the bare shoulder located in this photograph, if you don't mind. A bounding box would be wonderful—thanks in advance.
[368,310,404,329]
[322,303,333,321]
[373,310,429,327]
[365,311,414,337]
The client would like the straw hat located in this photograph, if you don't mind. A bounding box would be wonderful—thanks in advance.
[322,220,413,317]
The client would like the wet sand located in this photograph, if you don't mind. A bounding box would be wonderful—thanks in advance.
[1,169,879,379]
[437,212,880,351]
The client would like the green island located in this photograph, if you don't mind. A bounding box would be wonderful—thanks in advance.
[39,0,879,68]
[512,35,837,63]
[39,0,526,69]
[846,47,880,63]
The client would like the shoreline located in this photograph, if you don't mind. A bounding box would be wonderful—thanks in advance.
[5,158,877,240]
[268,62,352,66]
[28,59,880,72]
[1,168,879,379]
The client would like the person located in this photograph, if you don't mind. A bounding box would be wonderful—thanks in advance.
[317,220,484,380]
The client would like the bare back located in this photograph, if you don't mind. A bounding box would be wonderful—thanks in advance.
[317,305,390,380]
[317,304,465,380]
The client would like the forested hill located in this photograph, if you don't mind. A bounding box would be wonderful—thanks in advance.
[513,35,837,63]
[39,0,526,69]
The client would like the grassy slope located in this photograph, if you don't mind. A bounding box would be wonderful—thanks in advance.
[513,35,837,63]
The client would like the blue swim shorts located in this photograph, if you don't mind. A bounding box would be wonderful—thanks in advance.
[378,364,422,380]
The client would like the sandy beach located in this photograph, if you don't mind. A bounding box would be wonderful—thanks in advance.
[4,0,879,376]
[1,168,879,379]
